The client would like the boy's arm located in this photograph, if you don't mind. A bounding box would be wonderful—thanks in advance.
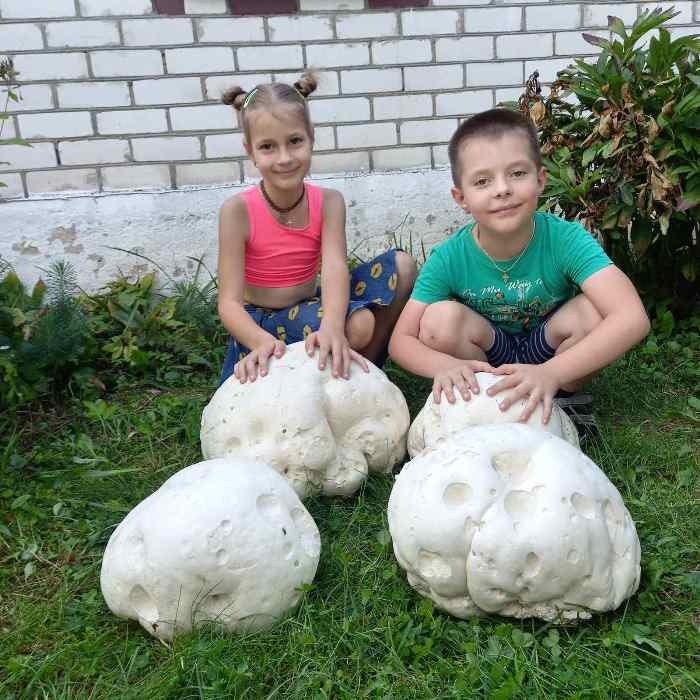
[491,266,650,418]
[546,265,650,383]
[388,299,479,376]
[389,300,493,402]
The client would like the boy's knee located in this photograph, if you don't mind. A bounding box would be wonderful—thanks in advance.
[418,301,463,353]
[346,308,374,349]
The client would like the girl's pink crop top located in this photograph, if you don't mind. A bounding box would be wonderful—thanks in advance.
[243,182,323,288]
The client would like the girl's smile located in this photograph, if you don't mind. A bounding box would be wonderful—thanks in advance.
[246,107,313,205]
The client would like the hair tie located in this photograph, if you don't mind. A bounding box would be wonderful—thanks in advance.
[242,87,258,111]
[292,83,307,101]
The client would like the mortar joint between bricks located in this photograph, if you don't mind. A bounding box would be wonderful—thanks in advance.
[85,50,94,79]
[38,22,49,50]
[50,84,60,112]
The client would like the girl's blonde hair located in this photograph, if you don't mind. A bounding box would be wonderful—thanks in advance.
[222,70,319,143]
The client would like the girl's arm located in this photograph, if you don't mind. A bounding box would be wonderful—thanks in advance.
[307,188,367,378]
[217,196,283,381]
[318,188,350,327]
[490,266,650,420]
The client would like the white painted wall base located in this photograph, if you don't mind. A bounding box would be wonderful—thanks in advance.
[1,168,463,292]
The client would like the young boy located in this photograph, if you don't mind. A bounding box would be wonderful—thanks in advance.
[388,108,650,427]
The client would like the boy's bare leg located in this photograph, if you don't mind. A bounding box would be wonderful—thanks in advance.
[362,251,418,363]
[545,295,603,391]
[418,300,495,362]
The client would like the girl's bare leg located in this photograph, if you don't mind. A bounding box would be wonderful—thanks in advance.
[362,251,418,363]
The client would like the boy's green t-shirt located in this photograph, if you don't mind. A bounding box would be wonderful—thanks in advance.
[412,212,612,334]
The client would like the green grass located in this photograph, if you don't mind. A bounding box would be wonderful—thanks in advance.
[0,344,698,699]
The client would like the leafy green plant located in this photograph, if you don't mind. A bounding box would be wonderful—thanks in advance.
[520,8,700,311]
[171,257,220,339]
[0,257,226,406]
[84,271,184,372]
[0,261,88,407]
[83,264,226,382]
[0,263,45,405]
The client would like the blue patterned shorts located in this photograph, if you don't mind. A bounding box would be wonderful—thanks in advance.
[220,249,399,384]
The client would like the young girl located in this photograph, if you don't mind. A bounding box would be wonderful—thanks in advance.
[217,71,417,385]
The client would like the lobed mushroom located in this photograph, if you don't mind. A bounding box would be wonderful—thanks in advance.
[407,372,580,458]
[200,342,410,498]
[388,424,640,622]
[100,458,321,641]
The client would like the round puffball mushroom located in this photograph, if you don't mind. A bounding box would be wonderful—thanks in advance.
[388,424,640,622]
[100,458,320,641]
[407,372,579,458]
[200,342,410,498]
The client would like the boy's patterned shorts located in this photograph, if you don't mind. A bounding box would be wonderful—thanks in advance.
[220,249,399,384]
[485,312,558,367]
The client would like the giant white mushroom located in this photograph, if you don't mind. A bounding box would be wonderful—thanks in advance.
[388,424,641,622]
[408,372,580,458]
[100,458,321,641]
[200,342,410,498]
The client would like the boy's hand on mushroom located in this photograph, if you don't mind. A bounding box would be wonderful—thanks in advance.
[432,360,494,405]
[487,363,561,424]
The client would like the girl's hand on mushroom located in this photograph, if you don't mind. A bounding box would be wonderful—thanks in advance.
[487,363,561,424]
[305,326,368,379]
[234,338,285,383]
[432,360,495,405]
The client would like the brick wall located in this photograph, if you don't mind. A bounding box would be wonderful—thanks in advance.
[1,0,699,199]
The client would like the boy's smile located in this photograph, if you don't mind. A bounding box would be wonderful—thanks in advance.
[451,132,546,258]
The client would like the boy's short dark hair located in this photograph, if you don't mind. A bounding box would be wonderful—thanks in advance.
[448,108,542,186]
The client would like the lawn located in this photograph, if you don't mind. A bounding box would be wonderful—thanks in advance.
[1,336,698,699]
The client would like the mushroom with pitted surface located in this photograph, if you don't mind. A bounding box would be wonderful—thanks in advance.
[200,342,410,498]
[407,372,579,458]
[100,457,321,641]
[389,424,640,622]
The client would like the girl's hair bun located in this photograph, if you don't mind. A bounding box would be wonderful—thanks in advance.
[294,70,319,99]
[221,86,247,111]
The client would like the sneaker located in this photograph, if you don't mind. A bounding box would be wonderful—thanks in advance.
[555,392,599,439]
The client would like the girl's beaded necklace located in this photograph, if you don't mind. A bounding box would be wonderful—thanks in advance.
[260,181,306,227]
[475,220,535,284]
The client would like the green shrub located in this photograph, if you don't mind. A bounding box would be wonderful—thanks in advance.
[85,272,184,372]
[520,8,700,312]
[0,261,87,406]
[83,261,223,380]
[0,259,225,407]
